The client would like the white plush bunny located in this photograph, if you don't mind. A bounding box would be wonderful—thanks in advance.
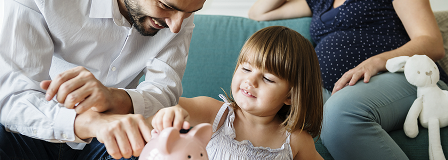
[386,55,448,160]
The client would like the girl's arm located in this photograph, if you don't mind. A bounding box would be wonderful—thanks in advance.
[248,0,312,21]
[290,131,323,160]
[332,0,444,94]
[150,96,224,131]
[177,96,224,126]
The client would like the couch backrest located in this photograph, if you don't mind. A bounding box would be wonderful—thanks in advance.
[181,15,314,100]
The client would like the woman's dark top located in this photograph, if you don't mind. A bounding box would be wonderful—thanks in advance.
[305,0,413,91]
[306,0,448,91]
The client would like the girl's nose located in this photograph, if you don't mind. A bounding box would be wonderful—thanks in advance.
[245,76,258,88]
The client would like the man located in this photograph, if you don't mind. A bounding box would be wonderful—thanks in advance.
[0,0,205,159]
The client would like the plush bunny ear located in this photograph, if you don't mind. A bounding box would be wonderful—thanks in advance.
[386,56,410,73]
[187,123,213,147]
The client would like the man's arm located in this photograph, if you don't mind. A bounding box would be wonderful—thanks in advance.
[124,14,195,118]
[0,0,86,143]
[40,15,195,118]
[73,110,152,159]
[40,67,134,114]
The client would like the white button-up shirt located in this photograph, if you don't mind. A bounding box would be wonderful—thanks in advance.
[0,0,194,149]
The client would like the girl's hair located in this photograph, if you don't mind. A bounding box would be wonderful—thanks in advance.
[227,26,323,137]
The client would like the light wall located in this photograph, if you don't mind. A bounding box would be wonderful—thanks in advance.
[431,0,448,12]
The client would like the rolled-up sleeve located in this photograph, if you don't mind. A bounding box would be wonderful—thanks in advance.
[0,0,87,144]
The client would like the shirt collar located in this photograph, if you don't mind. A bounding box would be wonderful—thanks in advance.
[89,0,130,27]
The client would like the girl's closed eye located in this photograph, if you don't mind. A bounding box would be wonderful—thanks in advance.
[263,76,274,83]
[242,67,251,72]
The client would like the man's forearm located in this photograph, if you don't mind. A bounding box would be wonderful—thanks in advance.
[108,88,134,114]
[74,110,99,139]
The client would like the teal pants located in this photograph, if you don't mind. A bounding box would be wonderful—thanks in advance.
[320,72,448,160]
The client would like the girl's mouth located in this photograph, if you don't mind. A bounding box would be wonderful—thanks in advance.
[241,89,256,98]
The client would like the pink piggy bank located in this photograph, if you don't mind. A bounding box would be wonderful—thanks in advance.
[139,123,213,160]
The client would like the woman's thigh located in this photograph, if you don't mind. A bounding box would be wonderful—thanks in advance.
[321,72,417,159]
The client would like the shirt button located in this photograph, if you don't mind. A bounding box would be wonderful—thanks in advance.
[62,134,68,139]
[111,67,116,71]
[33,129,37,134]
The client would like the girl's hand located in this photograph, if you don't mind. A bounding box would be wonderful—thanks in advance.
[332,56,387,94]
[151,105,191,132]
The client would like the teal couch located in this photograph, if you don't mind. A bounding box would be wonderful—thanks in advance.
[181,14,448,159]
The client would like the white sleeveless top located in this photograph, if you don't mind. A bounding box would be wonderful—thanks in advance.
[205,95,294,160]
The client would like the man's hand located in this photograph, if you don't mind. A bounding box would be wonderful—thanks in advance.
[151,105,190,132]
[75,111,153,159]
[40,66,132,114]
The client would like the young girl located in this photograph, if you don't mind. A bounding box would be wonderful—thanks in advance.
[150,26,324,160]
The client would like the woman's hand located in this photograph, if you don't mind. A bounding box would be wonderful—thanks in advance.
[332,56,387,94]
[151,105,191,132]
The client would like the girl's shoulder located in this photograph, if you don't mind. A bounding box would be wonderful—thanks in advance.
[289,129,313,150]
[289,130,323,159]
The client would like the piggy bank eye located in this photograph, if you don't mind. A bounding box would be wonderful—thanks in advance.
[417,71,420,74]
[201,153,203,157]
[188,155,191,159]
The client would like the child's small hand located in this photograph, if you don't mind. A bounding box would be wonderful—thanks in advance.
[151,105,190,132]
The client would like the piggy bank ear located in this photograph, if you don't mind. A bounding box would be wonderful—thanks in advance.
[158,128,181,154]
[187,123,213,147]
[386,56,409,73]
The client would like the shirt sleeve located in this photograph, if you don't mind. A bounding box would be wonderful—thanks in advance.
[125,15,195,118]
[0,0,88,144]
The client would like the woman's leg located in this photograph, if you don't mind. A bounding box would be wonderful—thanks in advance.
[321,72,415,160]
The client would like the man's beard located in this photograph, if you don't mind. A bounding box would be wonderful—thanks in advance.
[124,0,164,36]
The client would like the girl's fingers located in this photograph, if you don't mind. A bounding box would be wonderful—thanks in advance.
[162,110,175,129]
[173,109,186,130]
[153,111,164,132]
[182,121,190,130]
